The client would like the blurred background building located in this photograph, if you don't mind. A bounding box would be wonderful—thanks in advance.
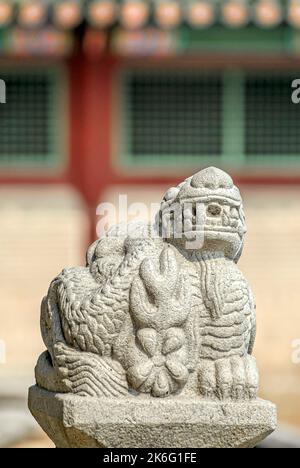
[0,0,300,447]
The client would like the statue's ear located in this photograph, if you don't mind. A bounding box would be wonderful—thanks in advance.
[234,238,244,264]
[86,240,100,266]
[233,204,246,263]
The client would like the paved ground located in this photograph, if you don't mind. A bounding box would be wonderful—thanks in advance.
[1,185,300,447]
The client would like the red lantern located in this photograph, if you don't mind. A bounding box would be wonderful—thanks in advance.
[121,1,150,30]
[255,0,282,28]
[88,0,117,28]
[155,1,182,29]
[53,1,82,29]
[19,1,47,28]
[222,1,249,28]
[0,1,13,27]
[186,1,215,28]
[288,0,300,28]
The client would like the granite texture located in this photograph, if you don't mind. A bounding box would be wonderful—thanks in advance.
[29,167,277,447]
[29,386,276,448]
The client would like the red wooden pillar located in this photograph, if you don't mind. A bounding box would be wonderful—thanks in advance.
[69,52,116,245]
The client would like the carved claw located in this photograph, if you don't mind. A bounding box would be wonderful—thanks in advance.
[231,355,246,400]
[245,354,259,399]
[198,360,216,399]
[215,359,232,400]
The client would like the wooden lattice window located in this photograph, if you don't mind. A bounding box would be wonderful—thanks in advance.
[0,68,65,169]
[119,69,300,169]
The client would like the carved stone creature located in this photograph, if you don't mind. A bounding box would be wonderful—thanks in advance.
[35,167,258,401]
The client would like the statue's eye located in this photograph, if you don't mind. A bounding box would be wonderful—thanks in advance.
[207,204,222,217]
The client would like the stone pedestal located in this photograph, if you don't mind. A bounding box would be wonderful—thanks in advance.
[28,386,277,448]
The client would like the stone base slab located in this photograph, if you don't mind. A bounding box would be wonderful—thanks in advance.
[28,386,277,448]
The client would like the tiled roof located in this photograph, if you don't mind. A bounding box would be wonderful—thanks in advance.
[0,1,299,31]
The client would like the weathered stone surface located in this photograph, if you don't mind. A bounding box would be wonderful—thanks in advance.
[29,167,277,447]
[29,386,276,448]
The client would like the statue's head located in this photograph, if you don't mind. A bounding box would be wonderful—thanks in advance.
[159,167,246,262]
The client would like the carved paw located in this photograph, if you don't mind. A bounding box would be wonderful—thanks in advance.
[54,342,128,398]
[198,355,259,400]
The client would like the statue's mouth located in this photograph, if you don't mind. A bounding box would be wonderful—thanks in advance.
[183,226,243,242]
[183,220,240,232]
[185,225,240,234]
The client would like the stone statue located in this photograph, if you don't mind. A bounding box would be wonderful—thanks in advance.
[29,167,277,448]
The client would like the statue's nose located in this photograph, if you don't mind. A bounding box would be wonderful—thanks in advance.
[207,204,222,217]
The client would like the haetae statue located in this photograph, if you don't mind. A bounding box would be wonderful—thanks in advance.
[29,167,276,448]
